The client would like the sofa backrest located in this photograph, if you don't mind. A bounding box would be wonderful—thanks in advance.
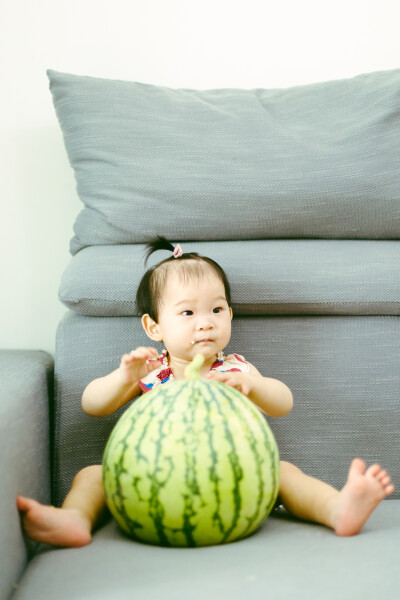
[54,309,400,506]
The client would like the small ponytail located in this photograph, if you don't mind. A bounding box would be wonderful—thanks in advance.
[144,236,176,266]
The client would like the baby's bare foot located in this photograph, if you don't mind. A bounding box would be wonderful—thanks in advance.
[17,496,92,547]
[331,458,395,536]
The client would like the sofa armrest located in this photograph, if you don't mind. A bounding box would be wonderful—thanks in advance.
[0,350,53,600]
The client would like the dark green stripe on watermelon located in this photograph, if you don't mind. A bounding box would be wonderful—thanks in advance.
[214,383,279,539]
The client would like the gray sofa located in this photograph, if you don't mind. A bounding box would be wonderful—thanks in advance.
[2,68,400,599]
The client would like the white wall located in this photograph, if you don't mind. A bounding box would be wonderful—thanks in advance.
[1,0,399,356]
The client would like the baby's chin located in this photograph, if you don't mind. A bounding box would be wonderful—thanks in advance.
[190,346,222,363]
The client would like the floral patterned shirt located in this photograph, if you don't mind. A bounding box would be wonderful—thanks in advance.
[138,353,249,394]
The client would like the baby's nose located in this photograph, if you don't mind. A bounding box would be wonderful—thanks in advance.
[196,317,214,330]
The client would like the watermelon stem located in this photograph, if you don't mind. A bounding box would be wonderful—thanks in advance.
[184,354,205,380]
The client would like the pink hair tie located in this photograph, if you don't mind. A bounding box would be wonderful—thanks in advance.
[173,244,183,258]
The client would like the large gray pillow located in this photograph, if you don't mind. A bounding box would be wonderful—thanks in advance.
[47,69,400,255]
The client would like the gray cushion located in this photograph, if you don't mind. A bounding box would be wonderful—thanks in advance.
[53,312,400,506]
[58,241,400,316]
[47,68,400,255]
[14,501,400,600]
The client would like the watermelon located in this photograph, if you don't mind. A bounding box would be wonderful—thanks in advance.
[102,354,280,547]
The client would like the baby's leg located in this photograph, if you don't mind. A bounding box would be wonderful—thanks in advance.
[17,465,105,547]
[278,458,394,536]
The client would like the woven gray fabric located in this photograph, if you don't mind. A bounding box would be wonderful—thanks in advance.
[0,350,53,600]
[59,240,400,316]
[47,68,400,255]
[53,312,400,506]
[14,503,400,600]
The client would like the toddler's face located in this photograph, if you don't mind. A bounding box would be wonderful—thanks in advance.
[155,270,232,363]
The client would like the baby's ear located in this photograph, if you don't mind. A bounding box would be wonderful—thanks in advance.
[141,314,163,341]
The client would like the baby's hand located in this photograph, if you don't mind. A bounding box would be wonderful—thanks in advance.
[119,347,162,386]
[206,371,252,396]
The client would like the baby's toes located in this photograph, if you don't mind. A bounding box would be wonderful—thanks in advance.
[366,463,381,478]
[384,483,395,497]
[377,470,388,483]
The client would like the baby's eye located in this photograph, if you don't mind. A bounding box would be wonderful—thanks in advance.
[213,307,223,313]
[182,310,193,316]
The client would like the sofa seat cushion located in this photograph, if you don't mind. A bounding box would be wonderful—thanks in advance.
[14,500,400,600]
[48,68,400,255]
[59,241,400,316]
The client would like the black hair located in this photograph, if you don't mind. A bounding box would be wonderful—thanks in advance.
[135,236,232,322]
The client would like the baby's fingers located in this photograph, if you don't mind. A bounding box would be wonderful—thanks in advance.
[122,347,158,365]
[225,378,250,395]
[206,371,228,383]
[207,372,249,395]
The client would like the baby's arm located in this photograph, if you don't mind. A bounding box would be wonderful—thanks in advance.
[207,363,293,417]
[82,347,162,417]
